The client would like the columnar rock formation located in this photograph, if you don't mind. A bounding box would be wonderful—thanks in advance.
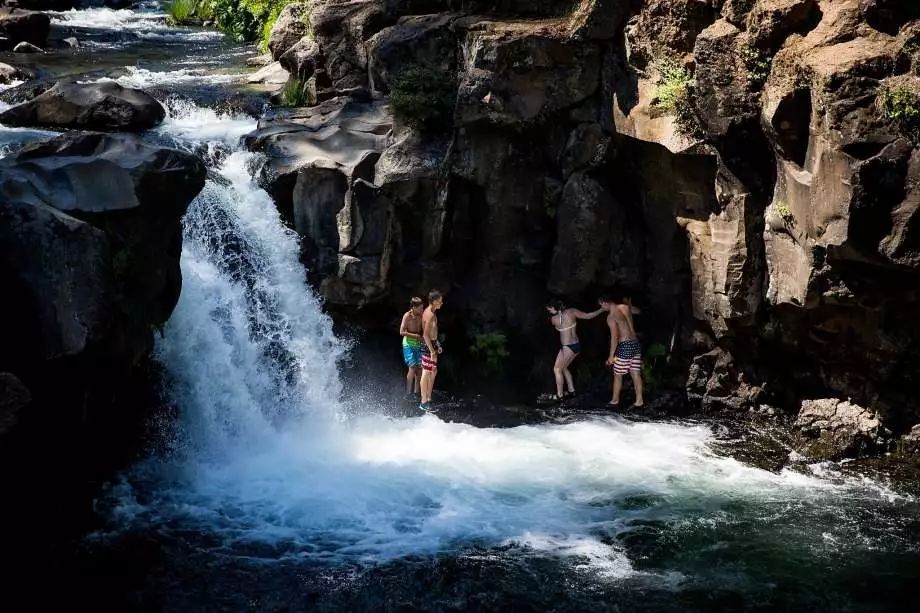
[259,0,919,457]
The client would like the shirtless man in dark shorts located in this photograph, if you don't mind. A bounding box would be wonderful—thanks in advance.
[599,293,644,408]
[420,290,444,413]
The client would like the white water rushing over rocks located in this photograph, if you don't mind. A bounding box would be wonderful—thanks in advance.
[97,100,914,581]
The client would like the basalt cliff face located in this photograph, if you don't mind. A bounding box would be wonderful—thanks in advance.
[262,0,920,457]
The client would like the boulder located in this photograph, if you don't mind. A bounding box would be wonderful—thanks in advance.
[0,61,25,84]
[454,19,602,126]
[0,132,206,364]
[794,398,890,459]
[0,7,49,48]
[268,3,309,59]
[245,61,289,86]
[279,37,321,82]
[367,13,457,92]
[12,41,42,53]
[0,80,165,131]
[902,425,920,454]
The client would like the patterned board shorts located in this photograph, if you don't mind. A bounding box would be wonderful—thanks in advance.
[612,338,642,375]
[421,341,441,372]
[403,336,422,367]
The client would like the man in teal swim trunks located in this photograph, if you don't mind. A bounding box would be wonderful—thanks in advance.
[399,297,425,396]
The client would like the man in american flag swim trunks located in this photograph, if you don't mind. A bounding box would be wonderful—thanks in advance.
[599,292,644,409]
[419,290,445,413]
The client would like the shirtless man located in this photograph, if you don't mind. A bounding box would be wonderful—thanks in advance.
[399,297,425,395]
[419,290,445,413]
[545,299,604,401]
[599,293,644,408]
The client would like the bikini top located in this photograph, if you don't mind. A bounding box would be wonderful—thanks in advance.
[554,312,576,332]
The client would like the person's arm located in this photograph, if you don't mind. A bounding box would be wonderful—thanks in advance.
[572,308,605,320]
[423,317,438,360]
[606,319,620,365]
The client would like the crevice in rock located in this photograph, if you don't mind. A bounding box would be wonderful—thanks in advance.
[771,87,812,167]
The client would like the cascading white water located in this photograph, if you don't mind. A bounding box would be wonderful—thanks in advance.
[101,100,914,581]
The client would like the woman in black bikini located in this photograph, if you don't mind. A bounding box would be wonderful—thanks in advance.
[545,300,604,401]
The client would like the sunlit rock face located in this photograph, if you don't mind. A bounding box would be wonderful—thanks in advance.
[261,0,920,456]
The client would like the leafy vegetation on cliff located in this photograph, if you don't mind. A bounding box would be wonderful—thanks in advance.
[389,64,456,130]
[471,332,510,376]
[878,81,920,143]
[650,58,700,138]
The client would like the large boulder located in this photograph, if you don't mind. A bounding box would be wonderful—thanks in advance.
[0,132,206,365]
[0,81,165,132]
[0,7,49,48]
[794,398,890,459]
[268,3,309,59]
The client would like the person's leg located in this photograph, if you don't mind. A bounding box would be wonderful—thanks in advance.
[612,373,624,405]
[420,367,430,404]
[406,367,414,394]
[562,349,577,394]
[553,350,566,398]
[413,367,421,394]
[629,368,644,406]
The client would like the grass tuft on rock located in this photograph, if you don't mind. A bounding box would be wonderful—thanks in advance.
[278,77,312,107]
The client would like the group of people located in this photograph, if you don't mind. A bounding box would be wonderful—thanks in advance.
[398,290,643,412]
[545,294,644,408]
[399,290,444,413]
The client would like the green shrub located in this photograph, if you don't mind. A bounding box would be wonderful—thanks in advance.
[389,64,456,130]
[166,0,198,25]
[470,332,510,376]
[278,77,312,107]
[641,342,669,391]
[878,83,920,143]
[212,0,259,41]
[650,58,700,137]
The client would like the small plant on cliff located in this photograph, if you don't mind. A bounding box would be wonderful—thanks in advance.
[278,77,312,107]
[741,45,772,89]
[878,82,920,143]
[650,58,701,138]
[641,342,670,392]
[774,200,795,226]
[471,332,510,376]
[389,64,456,131]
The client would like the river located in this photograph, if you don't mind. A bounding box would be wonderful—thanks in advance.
[1,5,918,611]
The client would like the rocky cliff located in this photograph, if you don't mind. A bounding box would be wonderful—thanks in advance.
[261,0,920,457]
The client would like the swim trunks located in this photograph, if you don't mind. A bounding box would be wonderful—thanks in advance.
[612,338,641,375]
[402,336,422,367]
[421,340,441,372]
[564,342,580,355]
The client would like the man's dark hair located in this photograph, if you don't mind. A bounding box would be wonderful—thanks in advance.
[546,298,566,312]
[428,290,443,303]
[410,296,424,307]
